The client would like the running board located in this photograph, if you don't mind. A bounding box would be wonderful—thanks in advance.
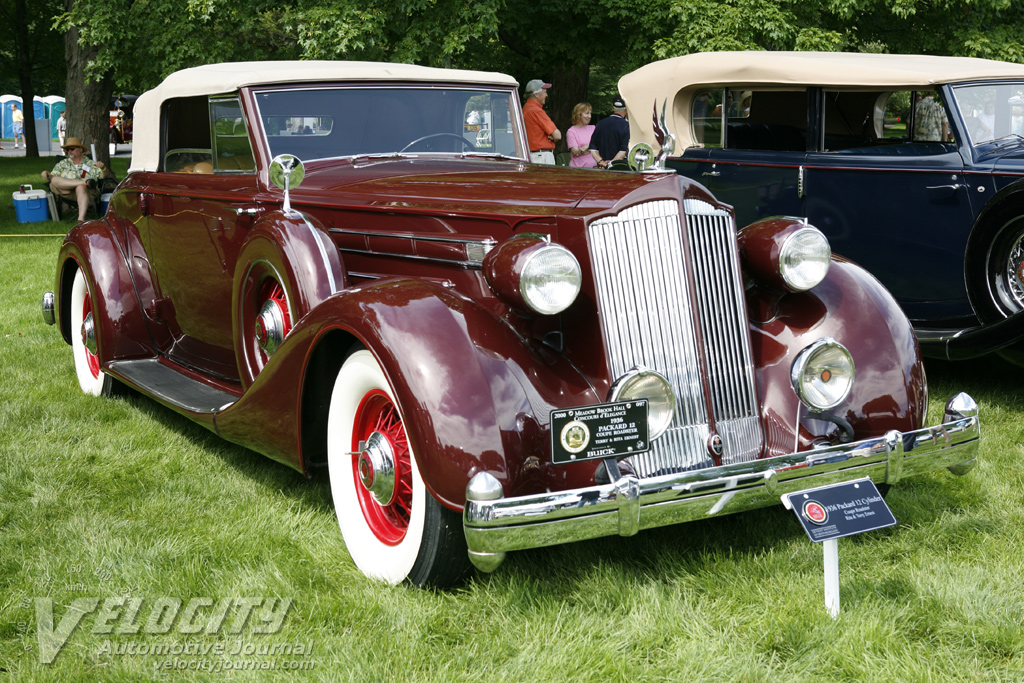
[106,358,239,414]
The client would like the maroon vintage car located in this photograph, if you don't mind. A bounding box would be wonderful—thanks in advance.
[43,62,980,587]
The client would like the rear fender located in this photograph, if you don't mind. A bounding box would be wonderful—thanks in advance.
[55,221,152,363]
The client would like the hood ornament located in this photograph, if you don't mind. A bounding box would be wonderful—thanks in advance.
[627,99,675,172]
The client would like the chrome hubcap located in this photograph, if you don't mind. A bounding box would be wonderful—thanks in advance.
[255,299,286,356]
[357,431,396,506]
[81,311,97,355]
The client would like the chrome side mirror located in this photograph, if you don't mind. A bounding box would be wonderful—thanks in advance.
[269,154,305,214]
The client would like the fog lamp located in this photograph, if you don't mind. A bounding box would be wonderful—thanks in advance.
[791,338,854,410]
[609,367,675,440]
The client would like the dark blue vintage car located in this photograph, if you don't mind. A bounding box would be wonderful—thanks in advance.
[620,51,1024,364]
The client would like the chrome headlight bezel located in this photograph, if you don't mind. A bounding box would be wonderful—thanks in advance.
[608,367,676,440]
[790,337,855,411]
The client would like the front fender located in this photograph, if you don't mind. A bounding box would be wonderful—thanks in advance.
[55,219,151,364]
[214,278,600,507]
[231,209,348,388]
[750,257,927,457]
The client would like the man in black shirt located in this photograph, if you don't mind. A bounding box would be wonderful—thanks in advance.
[591,96,629,169]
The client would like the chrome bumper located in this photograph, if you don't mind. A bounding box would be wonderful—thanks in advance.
[463,394,980,572]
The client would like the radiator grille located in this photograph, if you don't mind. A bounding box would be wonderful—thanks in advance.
[587,199,763,477]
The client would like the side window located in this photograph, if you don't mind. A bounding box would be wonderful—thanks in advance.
[724,89,806,152]
[161,96,213,173]
[210,98,255,172]
[691,90,722,148]
[822,89,955,154]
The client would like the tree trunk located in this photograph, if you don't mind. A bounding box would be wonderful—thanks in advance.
[547,63,590,158]
[64,0,113,167]
[10,0,38,157]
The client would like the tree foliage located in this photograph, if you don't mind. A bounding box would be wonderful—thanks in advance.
[50,0,1024,158]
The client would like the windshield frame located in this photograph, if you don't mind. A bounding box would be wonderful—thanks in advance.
[249,83,529,163]
[949,79,1024,150]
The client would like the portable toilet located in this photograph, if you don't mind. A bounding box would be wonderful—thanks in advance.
[0,95,20,140]
[43,96,65,139]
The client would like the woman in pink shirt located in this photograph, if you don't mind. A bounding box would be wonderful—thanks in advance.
[567,103,597,168]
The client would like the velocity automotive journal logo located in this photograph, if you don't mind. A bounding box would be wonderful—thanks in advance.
[34,596,293,665]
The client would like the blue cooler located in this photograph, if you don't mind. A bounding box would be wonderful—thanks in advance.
[13,185,49,223]
[99,192,112,215]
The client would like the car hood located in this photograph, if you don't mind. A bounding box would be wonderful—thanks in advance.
[288,158,670,216]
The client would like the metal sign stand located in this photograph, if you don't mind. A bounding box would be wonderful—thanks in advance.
[823,538,840,617]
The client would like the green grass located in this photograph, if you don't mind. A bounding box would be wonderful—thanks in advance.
[2,156,1023,681]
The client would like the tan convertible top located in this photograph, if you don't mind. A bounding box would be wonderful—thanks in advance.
[619,51,1024,150]
[129,61,519,172]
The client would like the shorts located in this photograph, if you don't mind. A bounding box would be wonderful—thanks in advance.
[13,121,23,136]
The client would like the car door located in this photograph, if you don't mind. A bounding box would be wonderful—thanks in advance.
[802,89,976,321]
[672,88,809,228]
[144,95,260,378]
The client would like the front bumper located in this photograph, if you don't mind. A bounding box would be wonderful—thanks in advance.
[463,394,980,572]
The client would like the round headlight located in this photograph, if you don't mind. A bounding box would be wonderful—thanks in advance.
[780,226,831,291]
[519,244,582,315]
[791,338,854,410]
[609,368,676,440]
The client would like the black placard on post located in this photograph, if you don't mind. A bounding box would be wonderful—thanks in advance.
[784,478,896,543]
[550,401,650,465]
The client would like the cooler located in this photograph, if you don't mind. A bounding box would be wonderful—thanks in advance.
[99,193,112,215]
[13,185,49,223]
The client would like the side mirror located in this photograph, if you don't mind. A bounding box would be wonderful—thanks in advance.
[269,154,305,213]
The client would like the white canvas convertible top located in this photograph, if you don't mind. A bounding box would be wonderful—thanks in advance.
[129,61,519,172]
[619,51,1024,150]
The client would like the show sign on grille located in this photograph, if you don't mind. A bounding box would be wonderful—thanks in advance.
[550,401,650,464]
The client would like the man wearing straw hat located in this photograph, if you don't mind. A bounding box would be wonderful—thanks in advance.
[41,137,112,223]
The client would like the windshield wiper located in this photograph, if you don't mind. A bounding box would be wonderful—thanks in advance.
[461,151,520,161]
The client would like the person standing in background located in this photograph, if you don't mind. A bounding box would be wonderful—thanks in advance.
[591,96,630,169]
[57,110,68,147]
[11,103,25,149]
[523,79,561,165]
[567,103,597,168]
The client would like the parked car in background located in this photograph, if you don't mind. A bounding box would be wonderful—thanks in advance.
[620,51,1024,364]
[43,61,980,587]
[109,94,137,146]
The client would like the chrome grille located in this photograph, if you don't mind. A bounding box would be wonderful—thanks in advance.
[588,199,763,477]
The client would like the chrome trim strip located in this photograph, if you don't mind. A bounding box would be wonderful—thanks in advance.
[464,409,980,558]
[305,218,338,293]
[336,247,483,269]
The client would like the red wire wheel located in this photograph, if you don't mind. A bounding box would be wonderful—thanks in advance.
[350,389,414,545]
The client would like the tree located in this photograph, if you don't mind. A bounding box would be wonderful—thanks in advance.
[0,0,65,157]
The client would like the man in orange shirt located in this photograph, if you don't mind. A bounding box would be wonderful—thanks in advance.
[523,79,561,165]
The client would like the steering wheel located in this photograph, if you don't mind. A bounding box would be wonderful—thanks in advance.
[400,133,477,153]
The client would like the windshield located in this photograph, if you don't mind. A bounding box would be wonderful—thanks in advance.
[951,82,1024,147]
[254,86,526,161]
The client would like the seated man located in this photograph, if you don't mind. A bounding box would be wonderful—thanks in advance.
[40,137,112,222]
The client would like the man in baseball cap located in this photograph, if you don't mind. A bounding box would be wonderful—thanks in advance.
[523,79,561,165]
[591,95,630,169]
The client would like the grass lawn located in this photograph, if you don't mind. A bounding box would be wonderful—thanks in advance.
[1,156,1022,681]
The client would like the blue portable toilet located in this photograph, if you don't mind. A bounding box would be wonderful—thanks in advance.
[0,95,19,140]
[43,96,65,139]
[32,97,45,121]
